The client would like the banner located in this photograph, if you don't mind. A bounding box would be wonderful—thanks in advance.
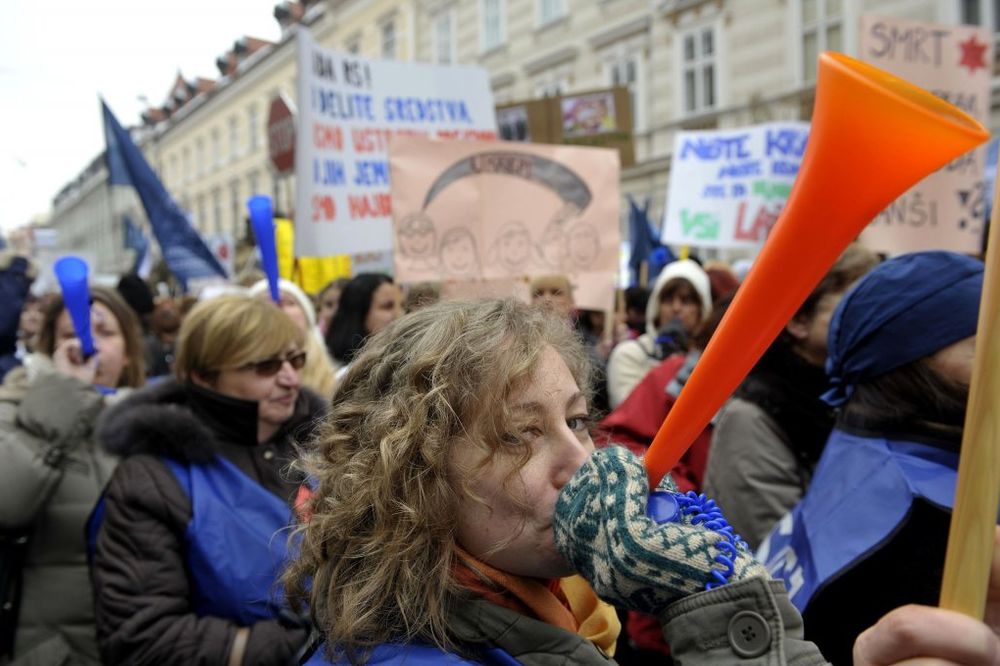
[389,136,620,312]
[860,14,993,254]
[662,122,809,248]
[102,100,228,290]
[294,29,497,257]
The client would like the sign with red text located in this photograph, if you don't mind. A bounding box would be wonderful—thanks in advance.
[662,122,810,248]
[390,135,620,313]
[294,29,497,256]
[860,14,992,254]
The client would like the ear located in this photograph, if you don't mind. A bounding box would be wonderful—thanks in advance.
[785,314,810,341]
[189,371,215,390]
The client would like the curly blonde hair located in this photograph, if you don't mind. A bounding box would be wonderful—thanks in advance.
[284,299,592,663]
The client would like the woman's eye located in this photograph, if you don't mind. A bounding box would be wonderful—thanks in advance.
[567,416,589,432]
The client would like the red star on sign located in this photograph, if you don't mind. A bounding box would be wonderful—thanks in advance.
[958,34,989,74]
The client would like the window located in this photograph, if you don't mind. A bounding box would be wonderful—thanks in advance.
[346,34,361,54]
[212,188,222,235]
[197,194,207,233]
[382,20,396,59]
[607,53,646,131]
[229,180,241,236]
[248,171,260,198]
[195,139,205,176]
[801,0,843,83]
[433,10,456,64]
[679,25,717,115]
[211,128,222,167]
[537,0,566,27]
[182,147,191,182]
[248,105,259,152]
[960,0,1000,30]
[229,115,240,161]
[481,0,506,52]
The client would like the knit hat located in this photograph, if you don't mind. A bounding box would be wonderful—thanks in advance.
[645,259,713,336]
[248,278,317,329]
[117,273,155,317]
[822,251,983,407]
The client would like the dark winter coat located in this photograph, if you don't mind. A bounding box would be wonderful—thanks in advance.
[90,378,326,666]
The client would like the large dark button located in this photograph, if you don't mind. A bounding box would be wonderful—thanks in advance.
[727,610,771,658]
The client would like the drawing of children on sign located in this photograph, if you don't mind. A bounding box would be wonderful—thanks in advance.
[566,222,601,269]
[489,221,537,273]
[439,226,480,278]
[538,202,584,271]
[396,212,438,271]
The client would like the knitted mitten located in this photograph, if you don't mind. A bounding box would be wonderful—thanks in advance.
[553,446,768,616]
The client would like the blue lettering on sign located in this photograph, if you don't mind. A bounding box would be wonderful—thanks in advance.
[771,161,799,176]
[766,129,808,158]
[703,184,726,198]
[717,162,761,178]
[731,183,747,197]
[383,98,473,124]
[679,135,752,160]
[316,90,376,121]
[313,159,346,186]
[352,160,390,187]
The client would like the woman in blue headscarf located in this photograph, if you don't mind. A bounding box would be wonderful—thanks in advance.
[759,250,987,665]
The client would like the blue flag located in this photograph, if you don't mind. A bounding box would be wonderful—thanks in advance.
[627,196,675,287]
[122,214,150,276]
[102,100,226,290]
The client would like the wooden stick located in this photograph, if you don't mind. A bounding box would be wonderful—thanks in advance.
[639,261,649,289]
[939,170,1000,618]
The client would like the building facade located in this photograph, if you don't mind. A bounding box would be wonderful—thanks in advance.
[46,0,1000,277]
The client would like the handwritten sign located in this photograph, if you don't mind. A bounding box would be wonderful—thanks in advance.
[661,122,810,248]
[294,29,498,257]
[860,14,992,254]
[389,135,620,312]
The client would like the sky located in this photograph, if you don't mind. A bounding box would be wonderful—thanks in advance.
[0,0,284,233]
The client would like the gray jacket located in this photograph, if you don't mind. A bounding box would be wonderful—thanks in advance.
[703,398,811,550]
[0,358,120,666]
[445,577,826,665]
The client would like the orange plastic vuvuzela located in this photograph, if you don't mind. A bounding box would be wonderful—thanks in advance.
[643,52,990,488]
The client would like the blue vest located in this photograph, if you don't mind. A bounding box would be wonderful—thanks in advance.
[163,455,294,625]
[303,642,519,665]
[757,429,964,611]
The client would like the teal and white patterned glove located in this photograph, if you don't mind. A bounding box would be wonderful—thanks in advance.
[553,446,768,616]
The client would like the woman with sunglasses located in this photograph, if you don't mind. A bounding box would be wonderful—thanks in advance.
[89,295,326,665]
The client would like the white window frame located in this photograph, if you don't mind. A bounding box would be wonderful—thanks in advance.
[381,19,397,59]
[603,45,647,133]
[228,115,240,162]
[673,20,722,118]
[433,8,457,64]
[248,104,259,152]
[211,128,222,168]
[195,139,205,176]
[229,180,241,236]
[953,0,999,30]
[791,0,852,86]
[536,0,566,28]
[480,0,507,53]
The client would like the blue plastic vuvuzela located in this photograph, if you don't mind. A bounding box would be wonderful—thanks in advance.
[247,195,280,304]
[53,256,96,358]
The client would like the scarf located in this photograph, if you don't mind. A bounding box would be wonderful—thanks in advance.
[452,547,620,656]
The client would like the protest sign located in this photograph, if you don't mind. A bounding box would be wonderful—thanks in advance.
[294,29,498,257]
[860,14,993,254]
[389,135,620,312]
[661,122,810,248]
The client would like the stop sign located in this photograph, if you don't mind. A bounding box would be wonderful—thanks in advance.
[267,95,296,175]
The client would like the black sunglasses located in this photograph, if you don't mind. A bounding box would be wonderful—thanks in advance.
[242,351,307,377]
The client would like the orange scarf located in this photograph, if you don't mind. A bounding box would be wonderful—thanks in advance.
[453,547,620,656]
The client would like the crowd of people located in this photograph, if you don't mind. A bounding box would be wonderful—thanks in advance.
[0,247,998,666]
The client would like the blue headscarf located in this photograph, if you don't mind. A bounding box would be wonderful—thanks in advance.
[822,251,983,407]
